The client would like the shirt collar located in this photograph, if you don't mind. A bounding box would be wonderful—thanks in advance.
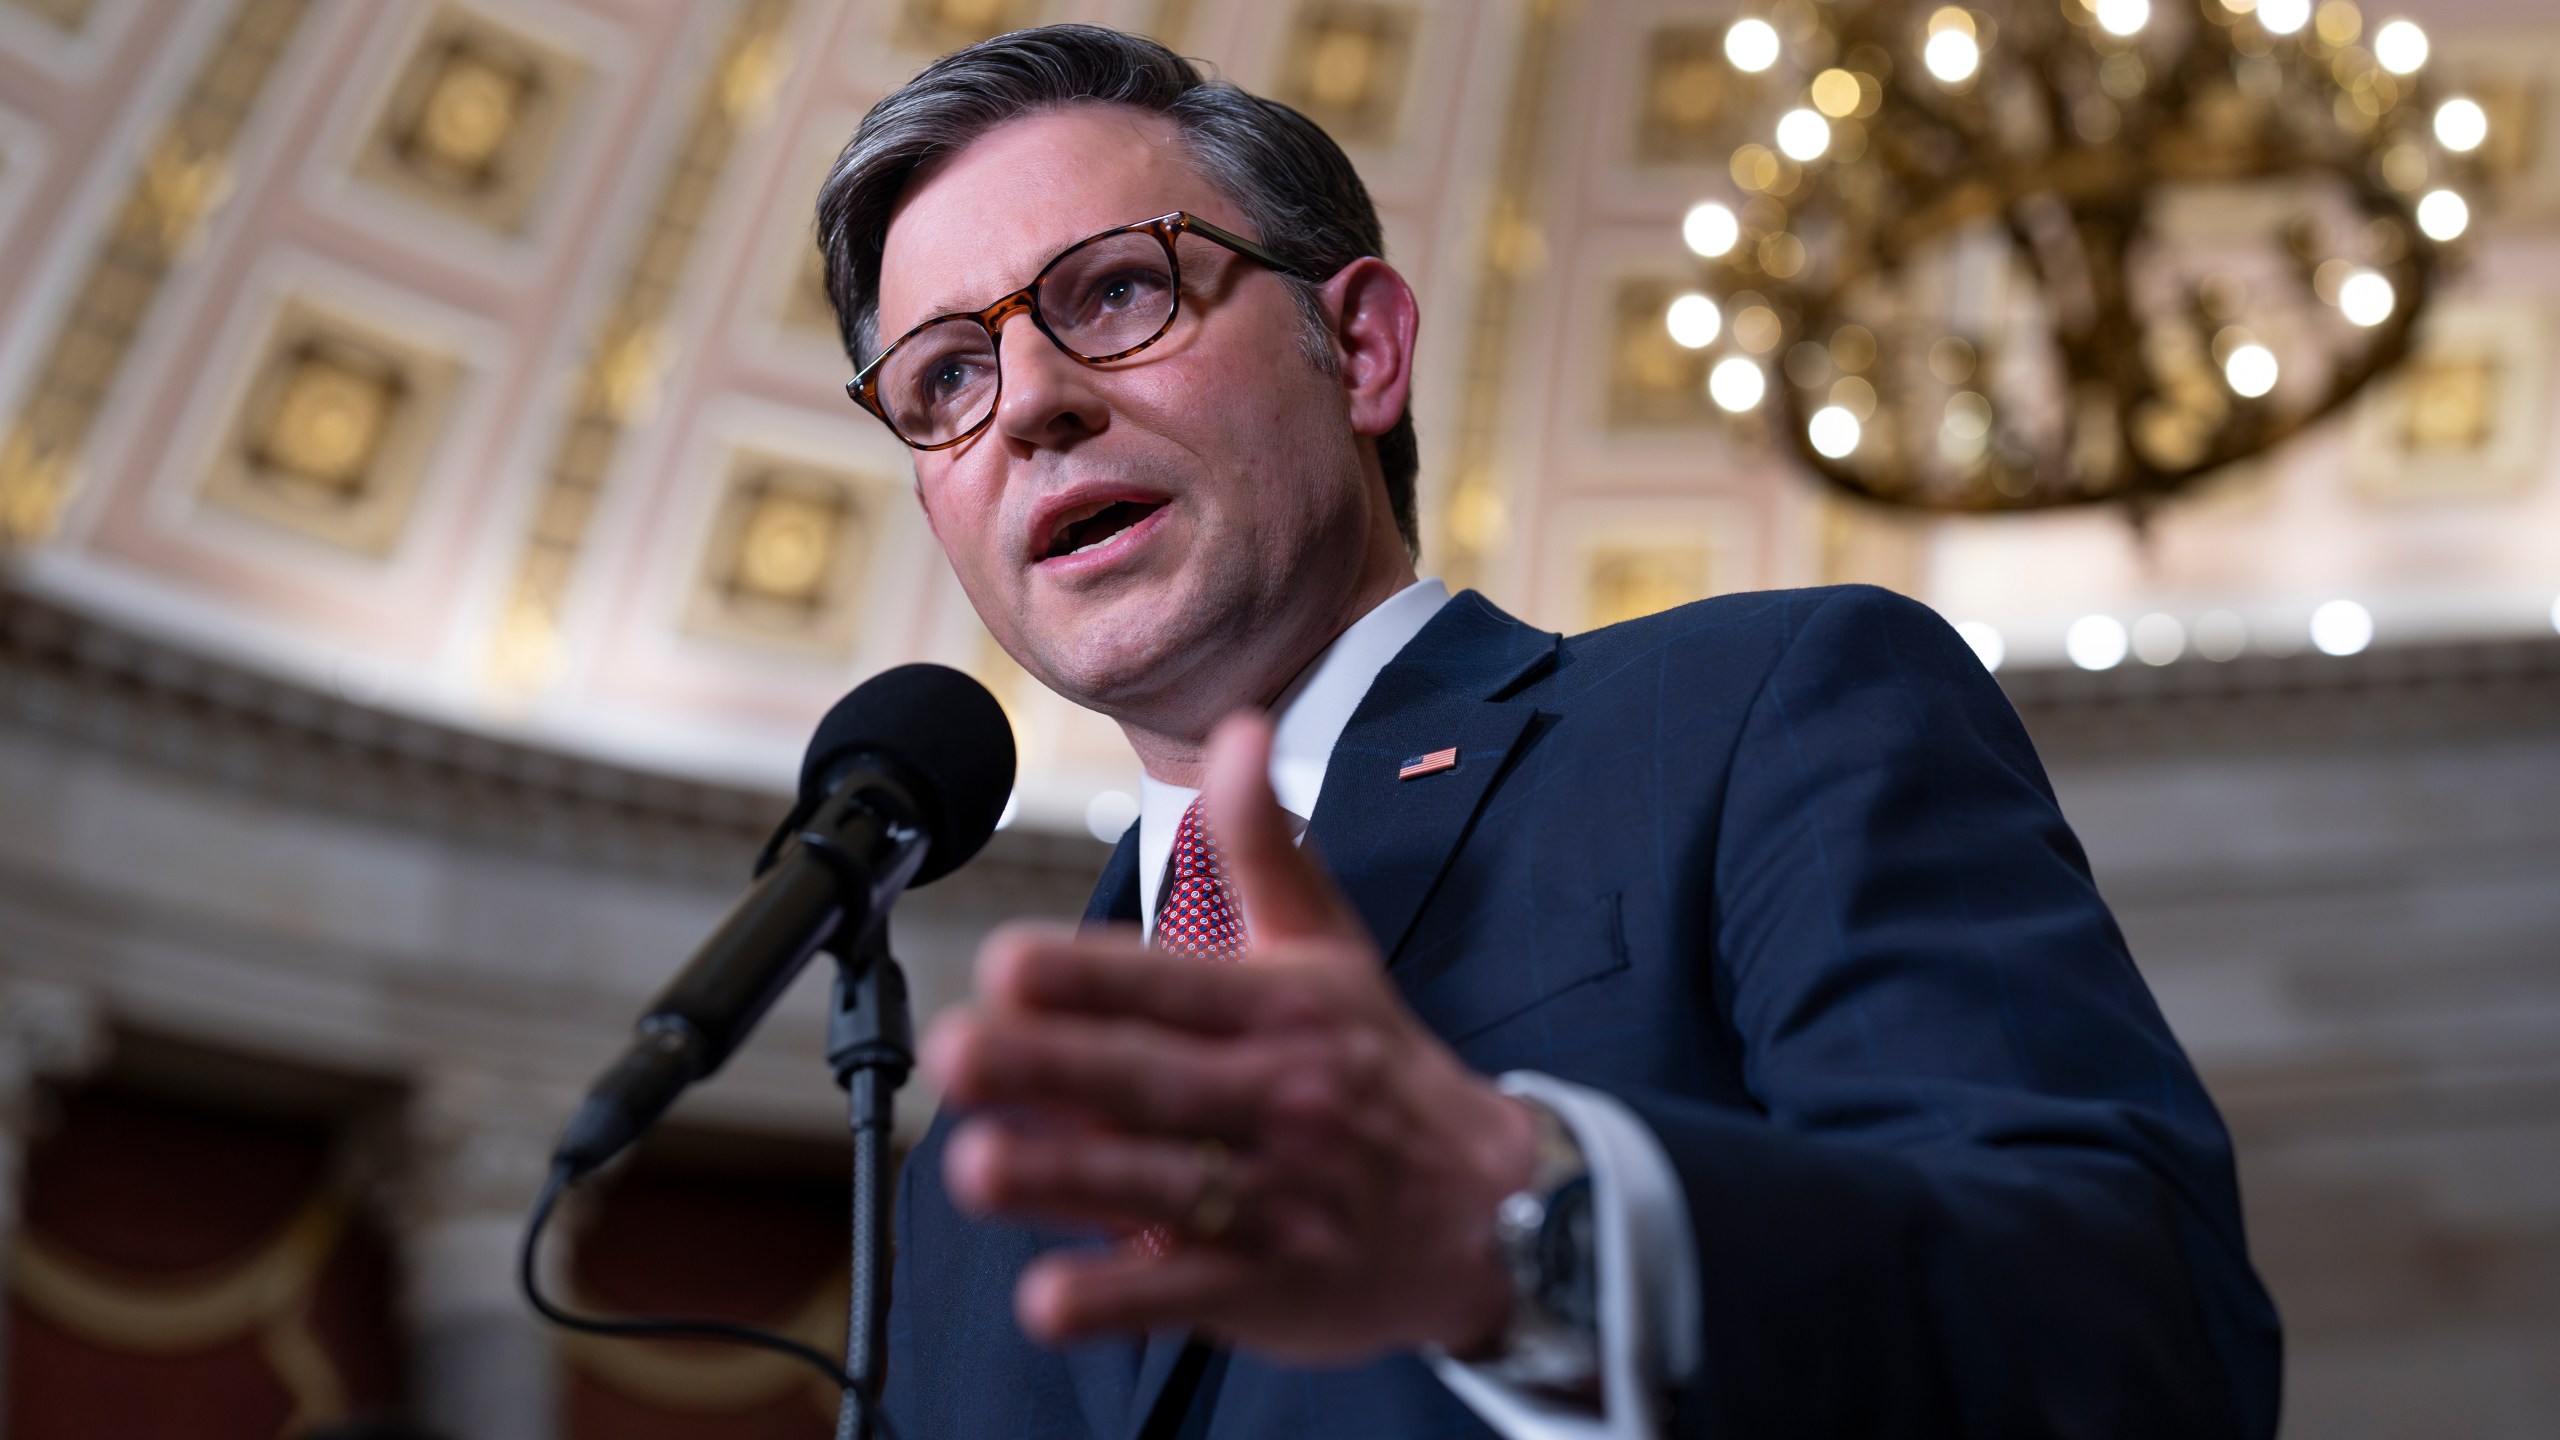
[1136,577,1451,936]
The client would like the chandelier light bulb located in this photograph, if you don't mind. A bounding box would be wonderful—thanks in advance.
[1953,621,2006,672]
[1084,789,1139,842]
[2372,19,2427,73]
[2337,270,2396,327]
[2131,613,2186,666]
[1808,405,1862,458]
[2310,599,2373,656]
[1942,391,1993,440]
[1708,356,1767,411]
[1651,0,2443,515]
[2415,188,2469,241]
[1682,200,1740,257]
[1924,30,1981,84]
[2223,343,2279,397]
[1811,68,1864,118]
[1666,293,1723,349]
[2095,0,2150,37]
[1775,108,1831,161]
[2257,0,2310,34]
[1725,18,1781,73]
[2194,610,2248,661]
[2066,615,2129,671]
[2434,97,2488,152]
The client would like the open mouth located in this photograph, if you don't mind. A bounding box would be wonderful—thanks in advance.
[1043,498,1166,560]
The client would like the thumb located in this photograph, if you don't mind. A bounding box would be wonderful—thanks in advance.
[1202,711,1357,945]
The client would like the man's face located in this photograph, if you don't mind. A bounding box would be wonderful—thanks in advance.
[875,106,1387,727]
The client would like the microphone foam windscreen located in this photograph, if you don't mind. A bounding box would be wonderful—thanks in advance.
[799,664,1016,885]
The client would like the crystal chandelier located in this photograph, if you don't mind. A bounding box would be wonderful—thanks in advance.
[1671,0,2484,514]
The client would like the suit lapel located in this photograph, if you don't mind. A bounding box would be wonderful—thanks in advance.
[1120,595,1559,1440]
[1308,591,1559,965]
[1313,702,1540,964]
[1124,1332,1200,1440]
[1085,821,1142,928]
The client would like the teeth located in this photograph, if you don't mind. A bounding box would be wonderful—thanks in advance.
[1051,501,1152,559]
[1070,515,1136,555]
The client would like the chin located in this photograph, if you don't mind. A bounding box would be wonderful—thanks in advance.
[1024,619,1195,715]
[1017,578,1243,716]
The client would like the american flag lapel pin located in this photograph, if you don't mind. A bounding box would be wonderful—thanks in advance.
[1398,746,1459,780]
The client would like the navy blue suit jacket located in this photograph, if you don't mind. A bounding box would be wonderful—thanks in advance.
[885,585,2281,1440]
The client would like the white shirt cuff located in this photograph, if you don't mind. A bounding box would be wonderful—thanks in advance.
[1427,1073,1701,1440]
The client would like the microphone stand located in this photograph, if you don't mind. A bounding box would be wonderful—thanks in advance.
[827,922,912,1440]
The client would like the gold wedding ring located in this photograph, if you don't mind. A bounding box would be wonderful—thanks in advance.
[1185,1138,1235,1241]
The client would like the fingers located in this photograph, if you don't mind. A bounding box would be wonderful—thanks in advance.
[944,1118,1211,1229]
[973,922,1265,1033]
[1203,713,1360,944]
[1014,1244,1259,1345]
[923,1006,1268,1139]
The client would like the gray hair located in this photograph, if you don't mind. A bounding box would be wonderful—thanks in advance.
[814,24,1420,556]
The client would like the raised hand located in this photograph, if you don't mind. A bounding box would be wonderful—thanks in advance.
[920,711,1537,1362]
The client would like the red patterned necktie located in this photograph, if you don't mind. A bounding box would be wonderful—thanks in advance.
[1157,795,1248,961]
[1137,796,1247,1256]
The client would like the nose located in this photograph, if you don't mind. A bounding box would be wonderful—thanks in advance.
[991,309,1108,447]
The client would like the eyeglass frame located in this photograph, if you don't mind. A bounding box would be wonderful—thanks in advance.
[845,210,1326,451]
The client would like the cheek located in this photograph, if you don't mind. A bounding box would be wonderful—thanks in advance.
[1133,339,1336,488]
[917,468,1008,590]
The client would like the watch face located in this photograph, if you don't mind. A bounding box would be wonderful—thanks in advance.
[1534,1174,1599,1332]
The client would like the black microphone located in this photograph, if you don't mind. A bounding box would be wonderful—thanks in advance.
[549,664,1015,1181]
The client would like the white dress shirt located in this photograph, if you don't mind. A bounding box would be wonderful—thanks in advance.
[1128,578,1701,1439]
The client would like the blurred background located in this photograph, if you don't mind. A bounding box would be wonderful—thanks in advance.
[0,0,2552,1436]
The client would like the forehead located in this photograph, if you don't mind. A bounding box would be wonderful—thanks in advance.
[875,105,1243,337]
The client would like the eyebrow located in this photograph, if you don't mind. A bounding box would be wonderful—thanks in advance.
[899,248,1054,332]
[914,283,1003,323]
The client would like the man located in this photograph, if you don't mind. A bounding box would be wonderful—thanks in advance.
[815,24,2280,1440]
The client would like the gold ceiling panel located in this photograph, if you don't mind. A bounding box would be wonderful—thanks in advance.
[354,5,588,237]
[199,300,460,557]
[684,451,883,658]
[486,0,795,691]
[1583,541,1712,631]
[1815,494,1924,595]
[1607,277,1716,429]
[0,0,317,547]
[2396,355,2498,454]
[3,0,99,31]
[1636,25,1736,165]
[1274,1,1417,149]
[2349,301,2551,504]
[1438,0,1568,592]
[1147,0,1201,48]
[781,232,838,338]
[895,0,1039,56]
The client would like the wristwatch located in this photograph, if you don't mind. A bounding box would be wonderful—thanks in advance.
[1482,1096,1599,1394]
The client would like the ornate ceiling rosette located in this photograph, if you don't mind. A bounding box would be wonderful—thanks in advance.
[1672,0,2485,516]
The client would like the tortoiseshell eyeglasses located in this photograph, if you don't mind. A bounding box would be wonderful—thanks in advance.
[846,211,1319,451]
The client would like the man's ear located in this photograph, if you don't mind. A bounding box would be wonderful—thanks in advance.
[1323,258,1419,442]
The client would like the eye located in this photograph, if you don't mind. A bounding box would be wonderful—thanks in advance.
[886,324,996,421]
[1063,265,1172,328]
[1096,270,1150,309]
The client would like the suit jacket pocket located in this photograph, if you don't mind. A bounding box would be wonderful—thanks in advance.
[1394,889,1632,1045]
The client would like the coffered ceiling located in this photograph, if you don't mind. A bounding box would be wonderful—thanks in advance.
[1,0,2553,834]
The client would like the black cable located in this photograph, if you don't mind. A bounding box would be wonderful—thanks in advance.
[519,1163,904,1440]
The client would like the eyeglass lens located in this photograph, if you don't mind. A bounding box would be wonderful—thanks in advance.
[874,230,1180,447]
